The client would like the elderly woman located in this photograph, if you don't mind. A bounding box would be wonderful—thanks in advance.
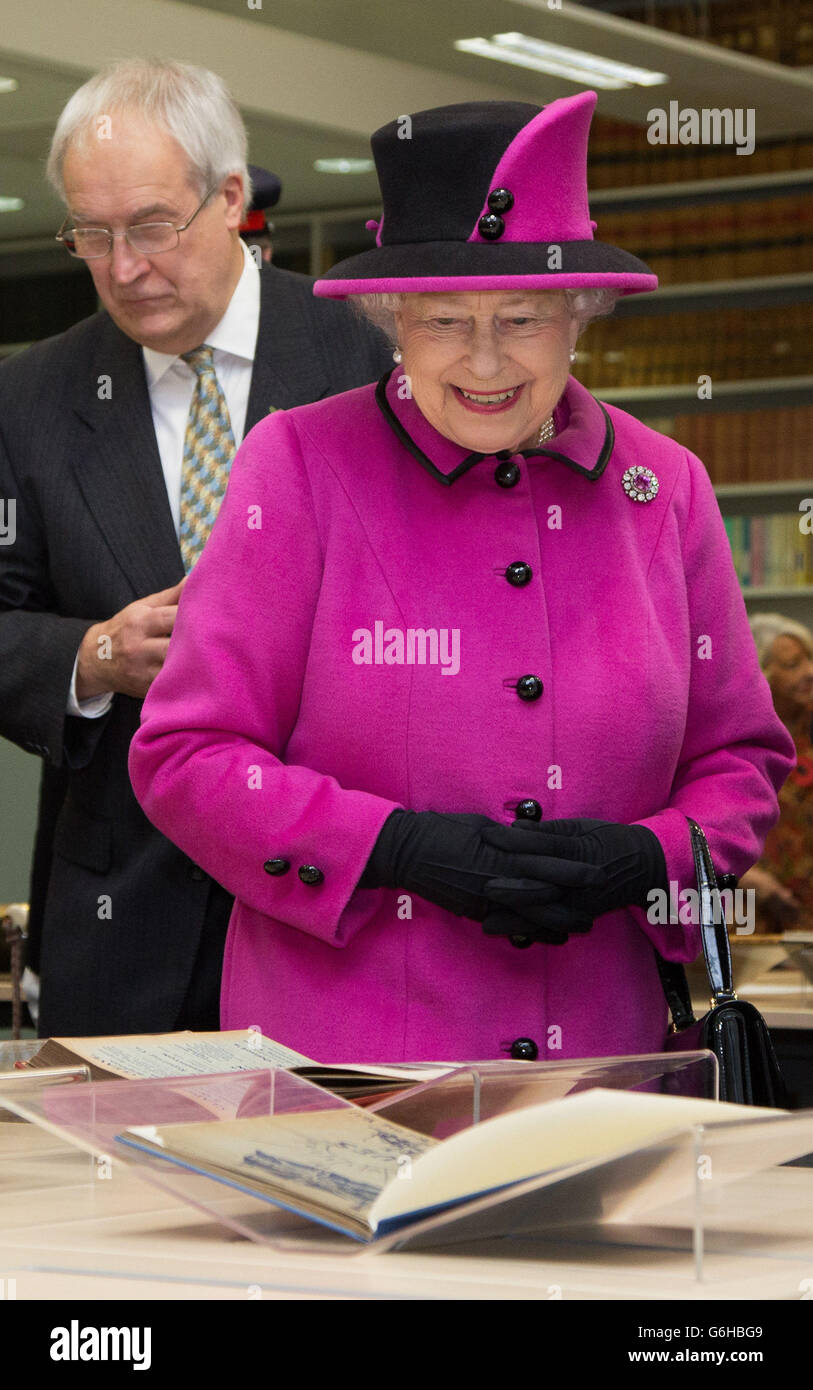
[129,93,793,1062]
[740,614,813,932]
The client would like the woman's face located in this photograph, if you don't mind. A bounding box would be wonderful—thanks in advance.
[766,634,813,716]
[393,291,578,454]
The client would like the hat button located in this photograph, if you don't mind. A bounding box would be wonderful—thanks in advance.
[487,188,514,214]
[478,212,505,240]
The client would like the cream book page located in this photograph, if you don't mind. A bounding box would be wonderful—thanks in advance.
[47,1030,315,1077]
[123,1106,437,1230]
[370,1088,783,1228]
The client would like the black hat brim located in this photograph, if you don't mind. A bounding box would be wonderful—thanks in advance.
[314,239,656,297]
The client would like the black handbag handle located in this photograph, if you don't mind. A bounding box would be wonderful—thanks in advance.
[686,816,736,1003]
[657,816,738,1029]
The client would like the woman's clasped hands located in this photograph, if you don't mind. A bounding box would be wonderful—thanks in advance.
[360,810,667,946]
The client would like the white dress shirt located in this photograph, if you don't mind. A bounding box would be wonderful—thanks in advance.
[68,240,260,717]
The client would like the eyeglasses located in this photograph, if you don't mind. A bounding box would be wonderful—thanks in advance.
[56,186,217,260]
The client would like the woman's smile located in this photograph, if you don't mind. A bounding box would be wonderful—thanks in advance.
[451,382,526,413]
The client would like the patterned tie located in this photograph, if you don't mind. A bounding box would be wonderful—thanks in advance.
[179,345,236,572]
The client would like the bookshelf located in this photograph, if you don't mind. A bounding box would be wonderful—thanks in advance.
[576,158,813,630]
[715,483,813,613]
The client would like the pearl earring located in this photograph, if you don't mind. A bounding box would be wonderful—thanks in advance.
[392,347,403,364]
[569,349,577,363]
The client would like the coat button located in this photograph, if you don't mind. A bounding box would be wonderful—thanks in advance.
[510,1037,539,1061]
[516,798,541,820]
[505,561,532,587]
[495,461,520,488]
[189,865,208,881]
[488,188,514,214]
[478,212,505,239]
[298,865,324,885]
[263,858,290,876]
[516,674,543,701]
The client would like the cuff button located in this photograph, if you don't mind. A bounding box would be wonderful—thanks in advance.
[298,865,324,885]
[263,858,290,876]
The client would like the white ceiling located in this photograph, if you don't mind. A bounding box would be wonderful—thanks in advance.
[1,0,812,246]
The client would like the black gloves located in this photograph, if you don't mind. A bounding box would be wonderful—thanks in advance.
[359,810,566,924]
[359,811,668,948]
[481,817,668,943]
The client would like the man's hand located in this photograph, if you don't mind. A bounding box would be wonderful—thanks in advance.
[75,579,186,701]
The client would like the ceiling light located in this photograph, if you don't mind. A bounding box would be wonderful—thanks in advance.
[0,78,18,94]
[314,158,375,175]
[455,33,668,90]
[0,197,23,212]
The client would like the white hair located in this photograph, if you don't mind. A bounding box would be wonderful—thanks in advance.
[351,287,620,345]
[750,612,813,669]
[46,57,252,215]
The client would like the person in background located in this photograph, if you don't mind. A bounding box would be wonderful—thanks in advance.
[239,164,280,265]
[741,614,813,932]
[0,57,391,1038]
[129,93,793,1063]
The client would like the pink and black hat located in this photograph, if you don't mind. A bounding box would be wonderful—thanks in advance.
[313,91,656,299]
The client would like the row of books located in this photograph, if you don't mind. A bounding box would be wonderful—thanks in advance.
[722,513,813,589]
[595,195,813,284]
[577,303,813,390]
[666,406,813,484]
[611,0,813,68]
[587,116,812,188]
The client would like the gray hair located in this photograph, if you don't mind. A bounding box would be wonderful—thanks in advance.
[750,612,813,669]
[46,58,252,215]
[351,287,620,346]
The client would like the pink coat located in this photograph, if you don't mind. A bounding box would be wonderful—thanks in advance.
[129,371,794,1062]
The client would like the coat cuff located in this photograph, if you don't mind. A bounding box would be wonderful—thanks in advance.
[628,809,699,963]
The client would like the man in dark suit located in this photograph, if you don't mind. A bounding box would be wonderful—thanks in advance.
[0,58,390,1037]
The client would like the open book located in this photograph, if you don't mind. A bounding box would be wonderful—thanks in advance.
[116,1087,792,1244]
[23,1031,454,1099]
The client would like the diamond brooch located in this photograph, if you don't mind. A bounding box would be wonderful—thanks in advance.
[622,466,659,503]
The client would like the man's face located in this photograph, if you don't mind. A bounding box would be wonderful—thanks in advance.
[62,113,245,354]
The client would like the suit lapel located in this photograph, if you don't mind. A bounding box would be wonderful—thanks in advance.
[71,320,183,597]
[69,273,328,596]
[245,265,331,429]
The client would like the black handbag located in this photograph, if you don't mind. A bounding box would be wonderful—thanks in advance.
[658,817,787,1106]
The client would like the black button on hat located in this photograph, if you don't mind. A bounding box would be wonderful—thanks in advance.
[487,188,514,213]
[506,561,532,587]
[495,461,520,488]
[510,1037,539,1060]
[517,674,543,701]
[478,212,504,240]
